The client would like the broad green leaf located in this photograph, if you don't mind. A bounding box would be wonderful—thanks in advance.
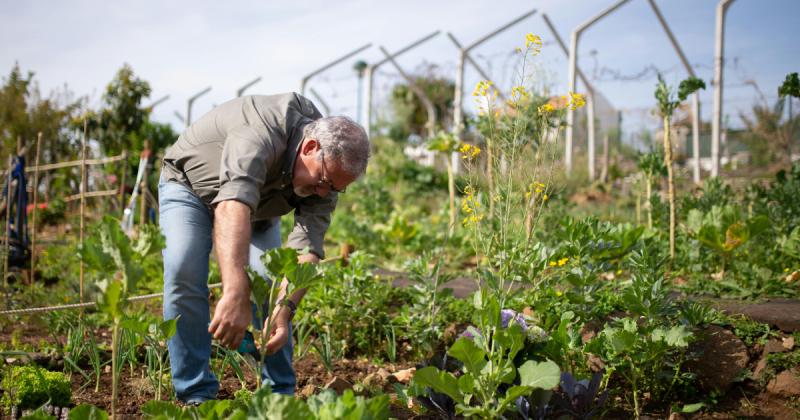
[247,390,312,419]
[412,366,463,404]
[159,318,179,339]
[141,400,185,418]
[664,325,692,347]
[69,404,108,420]
[608,329,636,354]
[498,385,532,410]
[518,360,560,389]
[680,402,705,413]
[448,337,487,374]
[96,279,123,320]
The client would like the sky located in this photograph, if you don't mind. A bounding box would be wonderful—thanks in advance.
[2,0,798,145]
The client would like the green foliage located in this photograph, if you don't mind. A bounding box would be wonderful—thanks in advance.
[69,404,109,420]
[1,365,71,409]
[654,74,706,118]
[388,73,454,140]
[412,292,560,418]
[686,205,769,268]
[778,72,799,98]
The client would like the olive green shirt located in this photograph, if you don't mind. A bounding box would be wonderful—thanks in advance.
[161,93,335,257]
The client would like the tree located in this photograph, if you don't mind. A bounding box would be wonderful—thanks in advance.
[387,67,455,141]
[86,64,153,156]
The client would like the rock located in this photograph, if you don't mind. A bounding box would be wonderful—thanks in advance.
[587,353,605,373]
[299,384,316,398]
[766,369,800,397]
[753,356,768,379]
[764,338,788,354]
[363,372,386,389]
[391,367,416,384]
[685,325,749,392]
[713,299,800,333]
[783,336,795,351]
[376,368,392,382]
[324,376,352,395]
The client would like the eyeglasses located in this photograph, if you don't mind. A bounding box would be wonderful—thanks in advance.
[316,150,346,194]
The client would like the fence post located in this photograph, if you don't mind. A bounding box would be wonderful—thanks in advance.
[119,150,128,217]
[79,119,87,308]
[30,133,42,287]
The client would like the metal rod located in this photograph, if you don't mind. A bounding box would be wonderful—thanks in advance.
[566,0,632,176]
[237,77,262,97]
[139,140,150,229]
[186,86,212,128]
[144,95,170,110]
[363,31,440,135]
[542,14,598,181]
[308,88,331,116]
[466,8,537,51]
[378,46,437,138]
[646,0,702,184]
[712,0,735,177]
[300,43,372,96]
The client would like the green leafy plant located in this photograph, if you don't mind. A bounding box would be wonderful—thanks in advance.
[1,365,71,410]
[686,205,769,273]
[654,74,706,260]
[412,292,560,417]
[120,313,178,400]
[248,247,318,389]
[78,217,164,417]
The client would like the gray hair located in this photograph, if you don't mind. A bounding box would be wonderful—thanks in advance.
[303,116,370,178]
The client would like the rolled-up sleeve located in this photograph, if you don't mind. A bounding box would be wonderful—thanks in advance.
[211,125,276,212]
[286,193,338,258]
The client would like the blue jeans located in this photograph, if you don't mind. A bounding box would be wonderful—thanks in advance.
[159,177,296,401]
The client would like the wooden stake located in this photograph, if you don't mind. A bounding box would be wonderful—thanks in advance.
[119,150,128,217]
[30,133,42,286]
[139,140,150,229]
[3,155,12,287]
[79,119,87,307]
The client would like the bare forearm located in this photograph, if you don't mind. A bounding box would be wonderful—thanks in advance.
[214,200,252,299]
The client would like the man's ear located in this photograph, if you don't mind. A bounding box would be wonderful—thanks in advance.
[301,138,319,155]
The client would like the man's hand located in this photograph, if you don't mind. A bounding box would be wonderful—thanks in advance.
[209,293,251,349]
[263,305,292,355]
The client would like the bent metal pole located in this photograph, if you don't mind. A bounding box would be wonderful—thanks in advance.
[566,0,631,177]
[362,31,440,138]
[711,0,735,177]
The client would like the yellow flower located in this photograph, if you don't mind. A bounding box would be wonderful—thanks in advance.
[537,103,555,114]
[557,257,569,266]
[567,92,586,110]
[549,261,557,267]
[555,290,563,297]
[543,194,549,201]
[525,191,532,200]
[525,33,543,55]
[472,80,493,97]
[459,143,481,160]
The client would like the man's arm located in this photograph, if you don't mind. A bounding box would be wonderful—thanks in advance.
[208,200,253,349]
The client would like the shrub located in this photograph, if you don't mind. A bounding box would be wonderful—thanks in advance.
[1,365,71,409]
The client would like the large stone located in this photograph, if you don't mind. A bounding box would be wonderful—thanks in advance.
[766,369,800,397]
[712,299,800,333]
[764,338,789,354]
[324,376,352,395]
[391,367,416,384]
[685,325,749,392]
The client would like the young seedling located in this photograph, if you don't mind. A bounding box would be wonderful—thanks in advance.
[654,75,706,260]
[79,216,164,418]
[247,247,318,389]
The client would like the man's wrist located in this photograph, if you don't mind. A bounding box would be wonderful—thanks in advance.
[279,298,297,319]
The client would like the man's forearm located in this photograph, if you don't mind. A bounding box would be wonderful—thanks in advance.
[214,200,252,298]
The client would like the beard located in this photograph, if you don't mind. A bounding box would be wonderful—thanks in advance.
[294,184,315,197]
